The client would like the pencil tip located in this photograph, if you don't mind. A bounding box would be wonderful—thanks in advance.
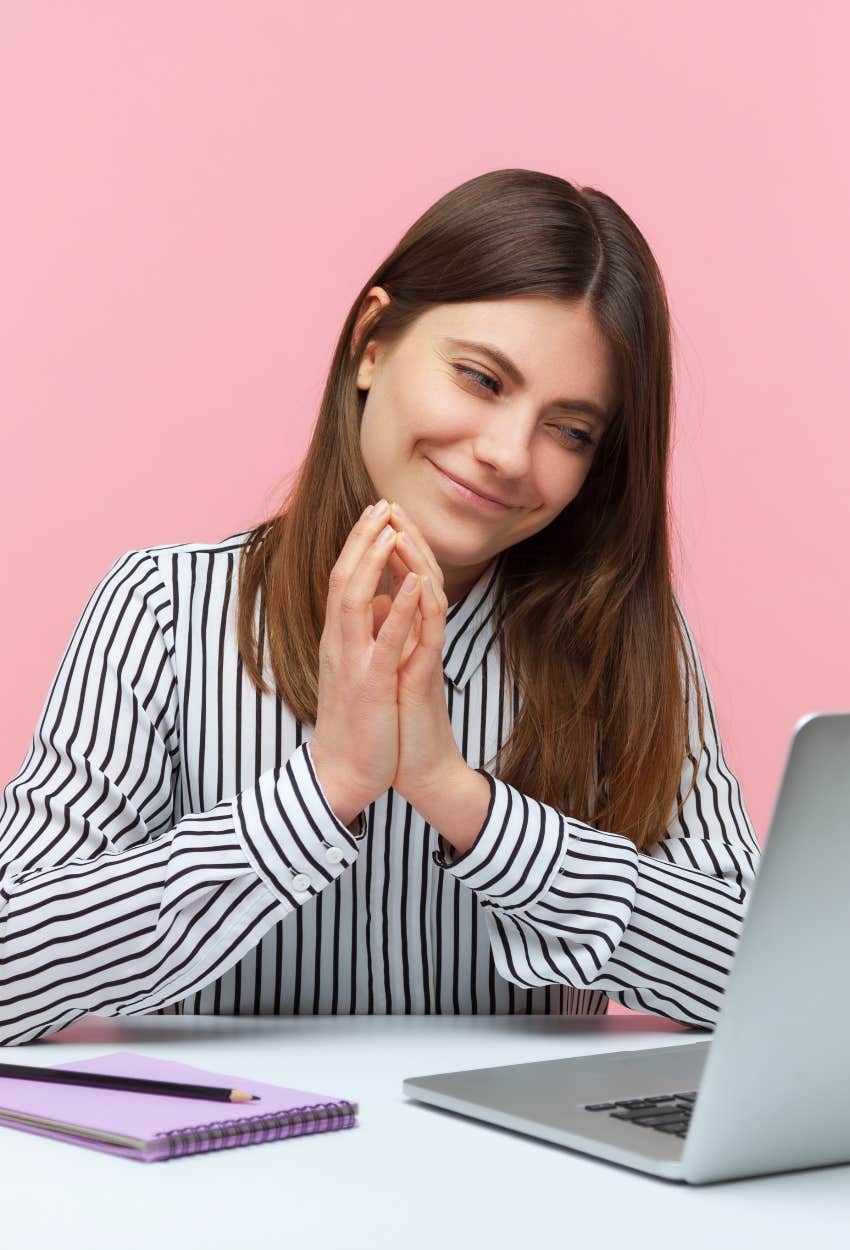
[230,1089,256,1103]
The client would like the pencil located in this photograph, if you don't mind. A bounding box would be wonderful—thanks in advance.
[0,1061,259,1103]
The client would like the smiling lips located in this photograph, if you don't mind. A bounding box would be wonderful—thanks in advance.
[430,461,514,510]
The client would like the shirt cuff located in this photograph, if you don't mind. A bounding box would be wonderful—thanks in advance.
[430,770,568,912]
[233,741,366,909]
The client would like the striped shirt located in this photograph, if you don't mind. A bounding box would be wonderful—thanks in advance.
[0,531,760,1045]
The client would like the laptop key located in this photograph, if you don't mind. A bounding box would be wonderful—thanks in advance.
[611,1107,671,1121]
[584,1102,617,1111]
[629,1110,690,1127]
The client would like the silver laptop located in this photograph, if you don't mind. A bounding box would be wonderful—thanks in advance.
[403,711,850,1184]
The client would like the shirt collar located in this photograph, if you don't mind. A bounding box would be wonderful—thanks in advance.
[441,552,505,690]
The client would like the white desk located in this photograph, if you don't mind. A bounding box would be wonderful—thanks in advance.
[1,1012,847,1248]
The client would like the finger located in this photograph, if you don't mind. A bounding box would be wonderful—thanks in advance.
[391,531,449,617]
[385,546,412,596]
[372,572,423,669]
[335,515,402,654]
[415,571,446,651]
[388,503,447,607]
[397,571,445,683]
[385,550,426,641]
[372,591,419,656]
[385,548,424,657]
[388,502,441,581]
[399,607,422,665]
[329,501,393,601]
[370,594,393,638]
[384,519,438,589]
[388,501,442,579]
[370,552,421,654]
[375,560,396,602]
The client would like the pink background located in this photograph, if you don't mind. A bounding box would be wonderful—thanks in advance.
[1,4,848,1017]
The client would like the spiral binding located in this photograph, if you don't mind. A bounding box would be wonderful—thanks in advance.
[152,1099,359,1159]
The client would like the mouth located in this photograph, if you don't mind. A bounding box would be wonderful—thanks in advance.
[428,460,514,512]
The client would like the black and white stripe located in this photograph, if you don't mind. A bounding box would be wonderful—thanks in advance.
[0,532,760,1044]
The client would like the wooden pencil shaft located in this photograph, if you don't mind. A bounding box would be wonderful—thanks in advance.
[0,1062,256,1102]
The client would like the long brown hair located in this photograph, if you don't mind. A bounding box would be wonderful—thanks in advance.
[235,168,705,852]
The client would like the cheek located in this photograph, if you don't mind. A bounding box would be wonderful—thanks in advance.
[360,417,400,488]
[358,409,381,466]
[535,456,589,513]
[409,374,471,439]
[376,375,439,448]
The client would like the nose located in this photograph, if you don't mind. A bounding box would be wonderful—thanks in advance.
[471,405,535,481]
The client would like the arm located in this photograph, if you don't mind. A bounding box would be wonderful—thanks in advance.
[0,549,364,1046]
[424,599,760,1030]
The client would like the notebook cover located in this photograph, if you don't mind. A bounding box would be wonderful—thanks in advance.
[0,1051,358,1162]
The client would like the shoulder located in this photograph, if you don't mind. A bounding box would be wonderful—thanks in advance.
[108,529,256,588]
[670,590,701,656]
[136,529,255,564]
[95,530,257,635]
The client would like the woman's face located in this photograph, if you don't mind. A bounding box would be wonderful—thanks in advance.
[356,290,618,606]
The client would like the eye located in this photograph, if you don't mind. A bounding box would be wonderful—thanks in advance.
[455,365,597,452]
[454,364,502,395]
[552,425,597,450]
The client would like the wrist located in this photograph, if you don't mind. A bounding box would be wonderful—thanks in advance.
[307,740,368,830]
[413,762,491,857]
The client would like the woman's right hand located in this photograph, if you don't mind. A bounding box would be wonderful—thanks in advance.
[309,499,423,823]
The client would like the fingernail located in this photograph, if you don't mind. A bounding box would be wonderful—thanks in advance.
[391,501,407,520]
[402,572,419,594]
[370,499,389,518]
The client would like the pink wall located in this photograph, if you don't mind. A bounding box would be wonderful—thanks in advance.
[2,2,848,1016]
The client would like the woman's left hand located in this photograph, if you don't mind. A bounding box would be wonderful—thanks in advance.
[369,502,466,806]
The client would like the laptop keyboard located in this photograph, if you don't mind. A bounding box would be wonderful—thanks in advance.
[583,1091,697,1138]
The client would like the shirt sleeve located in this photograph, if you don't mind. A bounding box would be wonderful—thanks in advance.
[431,598,761,1029]
[0,548,365,1046]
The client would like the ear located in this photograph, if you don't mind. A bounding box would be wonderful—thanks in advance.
[351,286,392,378]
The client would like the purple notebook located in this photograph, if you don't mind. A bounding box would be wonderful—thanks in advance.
[0,1051,359,1162]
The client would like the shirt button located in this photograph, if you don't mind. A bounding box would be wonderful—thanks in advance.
[325,846,344,864]
[291,873,311,892]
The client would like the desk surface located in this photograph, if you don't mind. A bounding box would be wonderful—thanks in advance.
[1,1012,846,1249]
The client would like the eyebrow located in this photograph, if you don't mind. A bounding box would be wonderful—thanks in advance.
[442,337,610,426]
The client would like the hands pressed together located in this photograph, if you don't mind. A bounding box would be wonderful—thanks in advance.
[310,497,469,824]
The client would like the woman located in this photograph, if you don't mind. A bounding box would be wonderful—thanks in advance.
[0,169,759,1045]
